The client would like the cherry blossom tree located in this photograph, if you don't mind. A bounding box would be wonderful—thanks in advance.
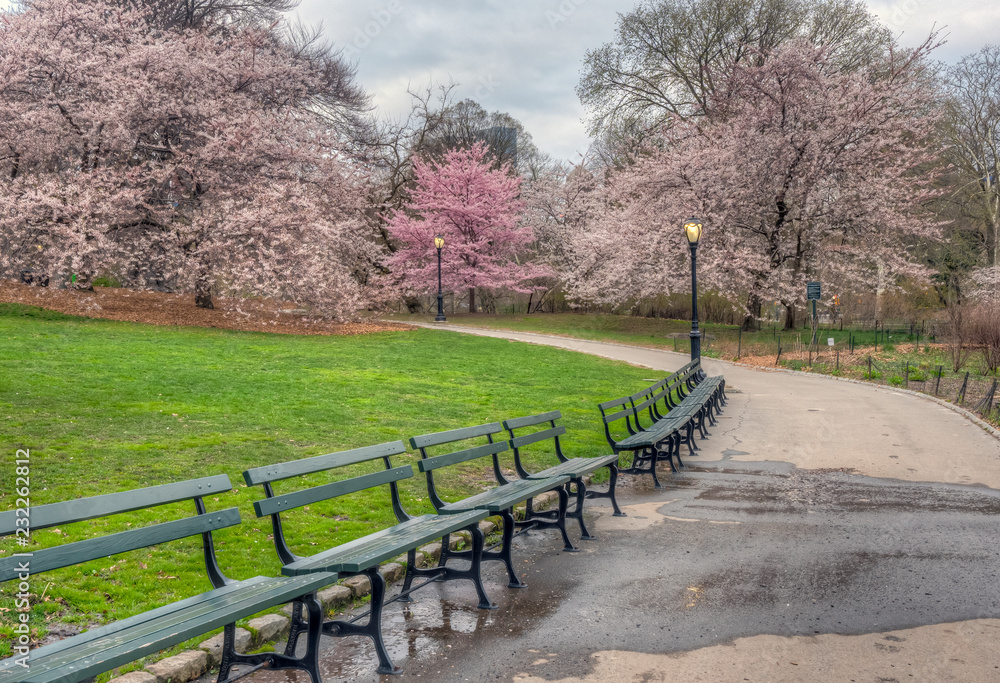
[565,38,943,329]
[0,0,378,318]
[386,143,548,313]
[522,162,610,308]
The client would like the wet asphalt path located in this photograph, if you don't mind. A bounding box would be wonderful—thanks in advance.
[208,327,1000,681]
[228,459,1000,682]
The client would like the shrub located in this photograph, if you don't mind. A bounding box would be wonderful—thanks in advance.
[967,303,1000,374]
[888,374,903,386]
[93,275,122,288]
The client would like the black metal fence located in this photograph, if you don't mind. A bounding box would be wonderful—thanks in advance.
[860,356,999,423]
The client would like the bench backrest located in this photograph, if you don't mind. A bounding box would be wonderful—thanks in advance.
[243,441,410,566]
[599,360,707,444]
[502,411,566,478]
[409,423,509,513]
[0,475,239,588]
[597,395,640,447]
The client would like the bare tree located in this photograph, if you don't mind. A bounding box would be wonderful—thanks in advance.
[577,0,891,136]
[116,0,297,30]
[944,44,1000,268]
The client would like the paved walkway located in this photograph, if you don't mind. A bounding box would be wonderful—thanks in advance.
[417,324,1000,489]
[234,323,1000,682]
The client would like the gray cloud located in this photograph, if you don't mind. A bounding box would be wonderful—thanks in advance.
[296,0,999,163]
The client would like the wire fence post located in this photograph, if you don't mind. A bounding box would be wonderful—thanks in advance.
[904,364,909,388]
[836,349,840,372]
[737,327,742,359]
[957,372,969,405]
[868,355,872,378]
[934,366,942,396]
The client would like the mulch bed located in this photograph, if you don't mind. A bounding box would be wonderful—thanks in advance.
[0,281,411,336]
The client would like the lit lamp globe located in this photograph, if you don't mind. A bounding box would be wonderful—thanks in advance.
[434,236,445,250]
[683,217,703,246]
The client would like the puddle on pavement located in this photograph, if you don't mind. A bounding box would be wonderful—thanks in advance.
[209,459,1000,682]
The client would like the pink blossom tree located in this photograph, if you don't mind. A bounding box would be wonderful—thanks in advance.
[563,38,944,328]
[0,0,378,318]
[387,143,548,313]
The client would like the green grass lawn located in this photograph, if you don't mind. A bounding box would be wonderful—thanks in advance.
[396,312,939,355]
[400,311,985,380]
[0,304,656,674]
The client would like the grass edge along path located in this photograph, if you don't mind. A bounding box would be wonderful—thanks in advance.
[0,305,656,679]
[399,313,1000,427]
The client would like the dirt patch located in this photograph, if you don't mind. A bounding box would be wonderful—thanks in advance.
[0,281,412,336]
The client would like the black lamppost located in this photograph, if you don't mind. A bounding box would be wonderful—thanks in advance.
[434,235,446,322]
[684,216,703,361]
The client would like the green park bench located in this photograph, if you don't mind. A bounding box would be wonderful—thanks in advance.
[243,441,492,675]
[408,423,574,584]
[502,411,625,541]
[599,360,726,488]
[0,475,334,683]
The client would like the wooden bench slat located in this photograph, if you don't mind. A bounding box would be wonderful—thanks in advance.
[282,510,487,575]
[0,509,241,581]
[409,422,503,450]
[253,465,413,518]
[415,440,509,473]
[0,475,232,535]
[598,396,631,411]
[629,388,651,402]
[438,475,570,514]
[0,572,336,683]
[524,454,620,480]
[509,426,566,450]
[633,396,656,412]
[0,577,270,669]
[502,411,561,431]
[243,441,407,485]
[602,406,633,424]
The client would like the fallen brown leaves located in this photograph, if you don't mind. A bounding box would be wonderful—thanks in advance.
[0,281,411,337]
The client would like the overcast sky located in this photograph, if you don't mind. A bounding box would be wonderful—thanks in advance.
[295,0,1000,164]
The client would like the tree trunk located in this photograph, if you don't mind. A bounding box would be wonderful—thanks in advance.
[784,302,797,330]
[468,287,476,314]
[404,296,424,314]
[988,211,998,267]
[195,275,214,309]
[874,258,887,321]
[742,291,762,331]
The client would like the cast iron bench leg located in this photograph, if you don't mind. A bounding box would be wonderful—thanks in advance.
[492,509,527,587]
[661,442,679,472]
[408,526,497,610]
[648,447,663,489]
[570,480,596,540]
[686,422,699,453]
[219,594,324,683]
[322,568,398,675]
[578,465,625,516]
[698,410,710,438]
[606,463,625,516]
[515,491,578,552]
